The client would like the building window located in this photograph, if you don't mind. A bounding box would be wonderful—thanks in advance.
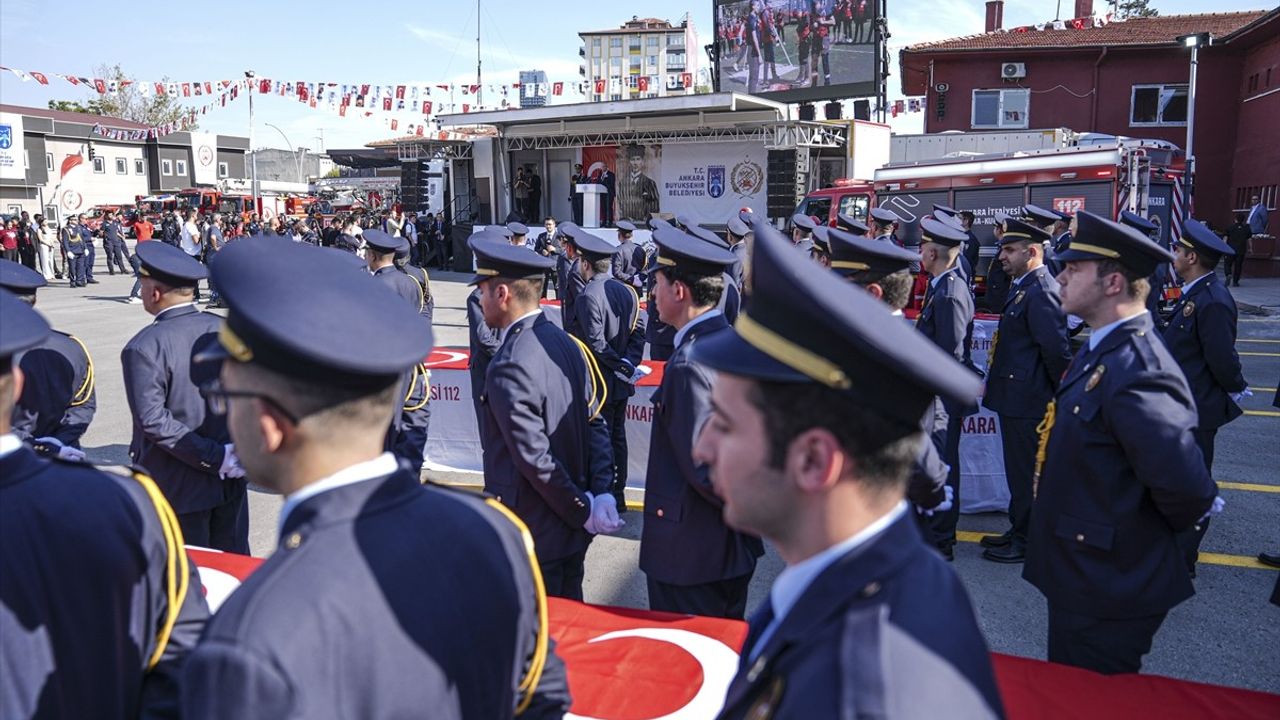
[218,162,229,178]
[667,34,684,47]
[115,158,127,175]
[610,94,623,101]
[666,52,685,69]
[609,57,622,69]
[175,159,187,176]
[1130,84,1188,126]
[162,159,173,176]
[592,37,601,49]
[971,88,1029,129]
[92,156,106,174]
[647,54,658,67]
[45,152,53,171]
[609,37,622,48]
[134,159,145,175]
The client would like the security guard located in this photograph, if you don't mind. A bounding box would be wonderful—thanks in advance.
[691,218,1002,719]
[916,218,977,560]
[471,238,621,600]
[789,213,817,254]
[181,238,571,718]
[1025,211,1220,675]
[611,219,646,287]
[0,260,96,459]
[1162,219,1247,574]
[1119,211,1169,321]
[467,231,509,439]
[122,241,247,552]
[640,224,764,618]
[981,217,1071,564]
[570,230,645,509]
[556,222,590,340]
[1,288,208,718]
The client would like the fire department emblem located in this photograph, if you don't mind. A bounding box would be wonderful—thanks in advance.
[59,189,84,213]
[0,124,12,150]
[731,160,764,197]
[1086,365,1106,392]
[707,166,726,199]
[1183,301,1195,318]
[197,144,215,167]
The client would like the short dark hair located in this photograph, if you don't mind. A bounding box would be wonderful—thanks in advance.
[1235,211,1247,223]
[240,363,400,432]
[848,269,912,311]
[494,276,542,305]
[958,211,975,224]
[747,380,921,493]
[588,256,612,275]
[659,266,725,308]
[1095,259,1150,301]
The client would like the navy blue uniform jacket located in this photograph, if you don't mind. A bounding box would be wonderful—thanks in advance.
[719,511,1004,719]
[640,315,763,585]
[574,274,644,401]
[121,305,231,514]
[13,330,96,448]
[1160,273,1246,430]
[1,447,208,719]
[983,266,1071,419]
[180,468,571,719]
[467,288,501,402]
[611,239,646,286]
[1024,313,1218,619]
[480,313,614,562]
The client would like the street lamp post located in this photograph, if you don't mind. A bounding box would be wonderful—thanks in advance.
[1177,32,1211,222]
[264,123,304,183]
[245,70,259,217]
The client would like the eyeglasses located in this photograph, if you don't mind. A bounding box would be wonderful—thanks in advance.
[202,379,298,424]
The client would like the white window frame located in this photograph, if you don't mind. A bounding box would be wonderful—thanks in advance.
[667,34,684,48]
[92,156,106,174]
[175,159,188,176]
[609,37,622,48]
[45,152,54,171]
[162,159,173,176]
[1129,83,1189,127]
[217,161,229,178]
[134,158,145,175]
[115,157,127,175]
[971,88,1030,129]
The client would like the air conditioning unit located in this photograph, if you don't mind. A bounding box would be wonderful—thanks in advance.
[1002,62,1027,79]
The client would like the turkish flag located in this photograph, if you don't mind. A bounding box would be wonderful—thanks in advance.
[154,82,166,95]
[360,84,370,96]
[416,125,425,137]
[383,97,393,111]
[552,81,563,96]
[396,85,406,99]
[423,100,433,115]
[681,72,693,88]
[260,79,271,94]
[638,77,650,92]
[594,79,606,95]
[204,81,213,94]
[93,78,107,94]
[462,104,471,113]
[181,82,191,97]
[30,71,49,85]
[390,119,399,131]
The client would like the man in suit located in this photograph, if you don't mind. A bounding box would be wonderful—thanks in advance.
[1161,219,1248,575]
[640,224,763,618]
[610,220,646,288]
[1025,211,1221,674]
[691,217,1002,719]
[569,230,645,509]
[599,165,616,227]
[1246,193,1269,237]
[1,289,208,719]
[916,218,976,560]
[616,147,659,223]
[121,241,248,552]
[570,165,586,226]
[180,238,571,718]
[981,217,1071,564]
[472,238,622,600]
[534,216,563,299]
[1,260,96,459]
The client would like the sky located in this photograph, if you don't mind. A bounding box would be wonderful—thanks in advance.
[0,0,1267,150]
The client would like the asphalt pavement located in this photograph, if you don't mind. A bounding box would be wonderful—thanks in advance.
[39,251,1280,694]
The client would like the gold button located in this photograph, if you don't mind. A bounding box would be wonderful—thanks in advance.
[1075,533,1085,542]
[656,508,665,518]
[285,532,303,549]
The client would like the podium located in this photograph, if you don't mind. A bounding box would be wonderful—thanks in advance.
[576,183,607,227]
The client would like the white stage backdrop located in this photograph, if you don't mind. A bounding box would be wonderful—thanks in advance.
[657,141,768,228]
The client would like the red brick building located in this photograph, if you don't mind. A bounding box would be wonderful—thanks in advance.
[899,3,1278,269]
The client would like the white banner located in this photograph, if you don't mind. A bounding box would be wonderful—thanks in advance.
[657,141,767,228]
[189,131,217,185]
[0,112,26,181]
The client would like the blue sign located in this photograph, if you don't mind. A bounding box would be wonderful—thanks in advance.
[707,165,725,199]
[0,124,12,150]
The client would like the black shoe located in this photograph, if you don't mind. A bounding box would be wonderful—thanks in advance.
[979,531,1013,549]
[88,279,99,284]
[1258,552,1280,568]
[982,545,1026,564]
[937,544,955,562]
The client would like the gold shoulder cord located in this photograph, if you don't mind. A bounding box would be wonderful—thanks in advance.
[130,470,190,670]
[402,364,430,412]
[407,271,427,314]
[1032,399,1057,498]
[482,498,550,715]
[66,335,95,406]
[623,284,641,333]
[566,335,607,420]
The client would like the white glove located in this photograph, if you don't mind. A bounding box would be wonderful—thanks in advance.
[219,444,246,480]
[1197,495,1225,525]
[1229,389,1253,404]
[915,484,954,517]
[585,493,625,535]
[36,436,86,462]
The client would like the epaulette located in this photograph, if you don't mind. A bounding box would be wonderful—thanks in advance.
[1127,326,1162,372]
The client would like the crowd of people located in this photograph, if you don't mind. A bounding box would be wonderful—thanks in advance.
[1,187,1277,717]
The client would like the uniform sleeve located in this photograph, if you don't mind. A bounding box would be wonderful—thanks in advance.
[581,291,627,374]
[180,642,294,720]
[121,345,226,473]
[663,362,725,508]
[55,346,96,446]
[611,249,628,280]
[1109,372,1218,531]
[586,409,615,497]
[1196,301,1247,394]
[934,290,969,363]
[908,438,949,509]
[487,359,594,525]
[625,297,647,366]
[467,293,502,358]
[139,558,211,720]
[1028,289,1071,389]
[520,637,574,719]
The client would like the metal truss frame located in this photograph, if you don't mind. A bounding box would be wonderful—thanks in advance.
[498,122,846,151]
[395,141,473,161]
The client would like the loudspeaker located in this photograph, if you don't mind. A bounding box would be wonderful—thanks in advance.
[824,101,842,120]
[400,160,434,213]
[767,149,799,218]
[797,103,815,121]
[853,100,871,121]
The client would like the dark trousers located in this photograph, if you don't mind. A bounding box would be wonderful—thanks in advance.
[128,254,143,298]
[1047,606,1167,674]
[1224,245,1246,284]
[85,242,96,279]
[67,253,87,285]
[393,401,431,477]
[603,398,628,500]
[0,249,16,263]
[647,573,752,620]
[601,195,614,227]
[541,551,587,601]
[104,240,129,274]
[1177,428,1218,571]
[1000,415,1040,547]
[927,409,964,548]
[177,481,249,554]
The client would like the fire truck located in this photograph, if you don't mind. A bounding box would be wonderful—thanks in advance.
[797,138,1186,296]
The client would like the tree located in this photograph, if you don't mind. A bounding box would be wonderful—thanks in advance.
[47,64,196,129]
[1115,0,1158,19]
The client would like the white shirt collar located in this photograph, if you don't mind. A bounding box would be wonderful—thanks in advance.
[499,309,542,345]
[1088,310,1150,351]
[758,501,909,653]
[155,302,197,319]
[0,433,22,460]
[1181,271,1212,294]
[674,309,722,349]
[278,452,398,534]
